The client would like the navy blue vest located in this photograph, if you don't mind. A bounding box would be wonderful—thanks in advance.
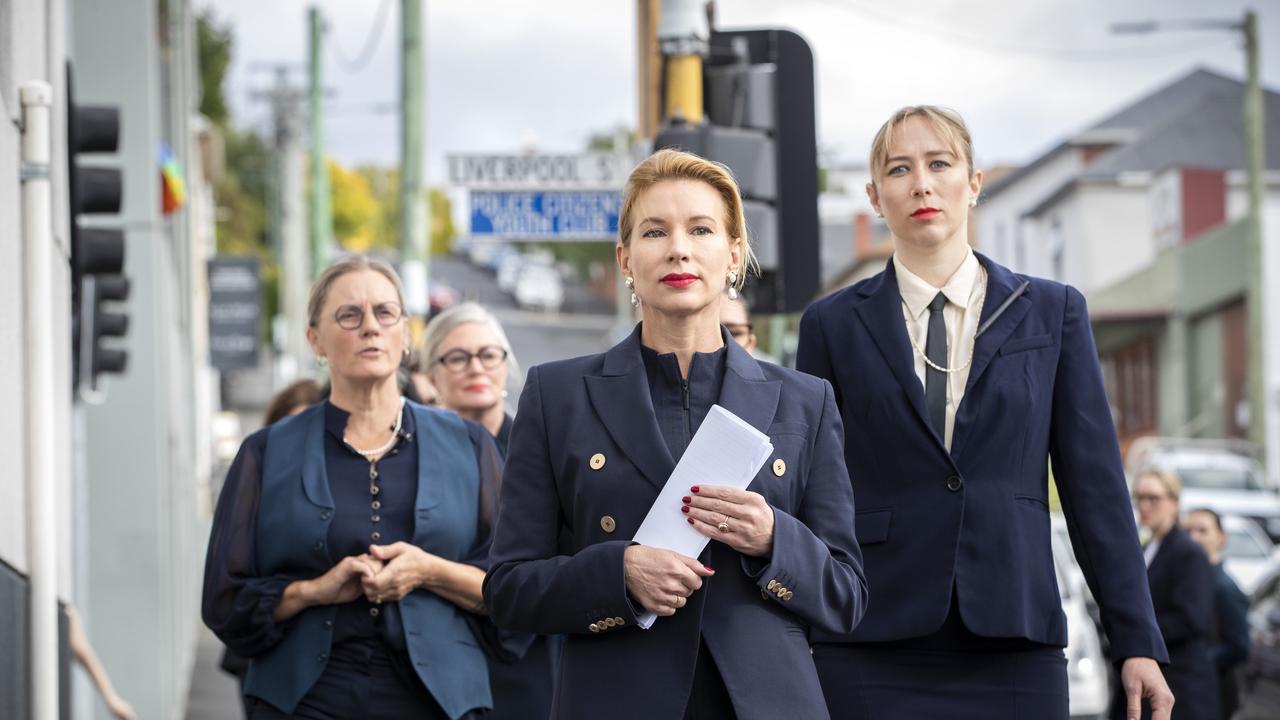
[244,401,492,718]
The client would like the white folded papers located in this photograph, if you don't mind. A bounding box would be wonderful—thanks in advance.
[631,404,774,629]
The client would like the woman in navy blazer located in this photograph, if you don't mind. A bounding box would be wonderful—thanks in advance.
[1115,470,1218,720]
[796,106,1173,720]
[484,149,868,720]
[203,257,507,719]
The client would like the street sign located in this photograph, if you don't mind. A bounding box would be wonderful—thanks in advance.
[208,257,261,370]
[469,190,621,239]
[448,152,632,190]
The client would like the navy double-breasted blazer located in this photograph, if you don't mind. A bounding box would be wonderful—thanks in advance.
[796,254,1167,662]
[484,325,868,720]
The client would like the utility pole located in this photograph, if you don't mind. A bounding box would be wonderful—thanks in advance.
[251,65,308,380]
[400,0,429,319]
[1242,10,1268,461]
[1112,12,1269,478]
[309,6,332,278]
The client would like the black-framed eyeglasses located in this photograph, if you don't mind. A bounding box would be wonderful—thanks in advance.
[333,302,404,330]
[1133,493,1170,505]
[436,345,508,373]
[724,322,753,340]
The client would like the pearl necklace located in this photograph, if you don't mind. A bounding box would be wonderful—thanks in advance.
[903,265,988,375]
[343,397,406,460]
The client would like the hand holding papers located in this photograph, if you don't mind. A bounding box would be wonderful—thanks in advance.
[631,405,774,628]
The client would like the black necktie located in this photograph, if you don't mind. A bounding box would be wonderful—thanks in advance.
[925,292,948,440]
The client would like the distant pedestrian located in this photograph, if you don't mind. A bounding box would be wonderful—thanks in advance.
[1111,469,1217,720]
[202,256,513,719]
[719,296,757,353]
[485,148,867,718]
[1185,506,1251,719]
[421,301,559,720]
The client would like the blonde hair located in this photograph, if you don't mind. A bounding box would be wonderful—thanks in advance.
[868,105,976,189]
[1137,467,1183,502]
[419,302,520,384]
[307,255,407,328]
[618,148,759,290]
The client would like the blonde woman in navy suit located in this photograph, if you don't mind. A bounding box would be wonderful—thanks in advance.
[484,149,868,719]
[797,106,1175,720]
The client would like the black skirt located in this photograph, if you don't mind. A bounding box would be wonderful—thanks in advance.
[814,594,1068,720]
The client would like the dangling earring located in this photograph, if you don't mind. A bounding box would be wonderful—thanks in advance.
[725,270,739,301]
[625,276,639,307]
[317,356,328,368]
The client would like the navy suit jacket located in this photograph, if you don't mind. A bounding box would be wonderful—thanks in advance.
[484,325,868,720]
[797,254,1167,662]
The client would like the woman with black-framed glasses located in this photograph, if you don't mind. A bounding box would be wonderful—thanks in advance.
[202,256,517,719]
[420,301,558,720]
[421,302,519,454]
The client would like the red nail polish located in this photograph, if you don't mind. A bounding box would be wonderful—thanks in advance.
[687,518,694,525]
[691,486,700,493]
[681,506,690,513]
[681,496,691,504]
[704,565,715,573]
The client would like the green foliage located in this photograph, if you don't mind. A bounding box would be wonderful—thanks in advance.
[196,10,232,128]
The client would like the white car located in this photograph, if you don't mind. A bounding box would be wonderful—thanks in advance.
[1051,515,1111,719]
[513,265,564,312]
[496,252,525,292]
[1220,514,1280,594]
[1128,437,1280,542]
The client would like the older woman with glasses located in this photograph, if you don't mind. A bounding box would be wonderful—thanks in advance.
[203,256,508,720]
[421,303,519,454]
[420,301,556,720]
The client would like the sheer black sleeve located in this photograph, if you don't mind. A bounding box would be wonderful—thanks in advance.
[200,429,300,658]
[462,420,506,572]
[461,420,534,661]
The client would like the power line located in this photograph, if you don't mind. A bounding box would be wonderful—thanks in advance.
[813,0,1234,63]
[330,0,395,73]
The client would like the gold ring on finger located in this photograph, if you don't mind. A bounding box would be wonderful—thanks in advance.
[717,517,730,533]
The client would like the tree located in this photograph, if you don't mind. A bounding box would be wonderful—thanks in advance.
[328,159,380,252]
[196,10,232,128]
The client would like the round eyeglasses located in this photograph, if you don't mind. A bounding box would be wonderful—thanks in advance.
[333,302,404,330]
[436,346,509,373]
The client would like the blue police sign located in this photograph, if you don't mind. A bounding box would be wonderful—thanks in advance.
[470,191,621,239]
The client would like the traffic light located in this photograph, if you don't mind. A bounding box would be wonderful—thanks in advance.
[654,29,819,315]
[67,67,128,397]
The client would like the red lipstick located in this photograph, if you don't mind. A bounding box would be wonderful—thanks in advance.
[911,207,941,220]
[661,273,698,288]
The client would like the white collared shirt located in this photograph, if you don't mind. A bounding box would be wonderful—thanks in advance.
[894,249,986,451]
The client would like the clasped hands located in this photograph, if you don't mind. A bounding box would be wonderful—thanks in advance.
[310,542,436,606]
[624,485,774,617]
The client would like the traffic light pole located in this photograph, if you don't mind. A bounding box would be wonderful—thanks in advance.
[20,80,59,720]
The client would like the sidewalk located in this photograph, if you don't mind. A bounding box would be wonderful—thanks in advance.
[184,626,243,720]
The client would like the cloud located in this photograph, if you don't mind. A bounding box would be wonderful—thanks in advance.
[203,0,1279,179]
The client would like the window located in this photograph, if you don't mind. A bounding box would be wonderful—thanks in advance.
[1101,338,1158,442]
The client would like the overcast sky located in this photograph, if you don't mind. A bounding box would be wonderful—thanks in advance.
[201,0,1280,183]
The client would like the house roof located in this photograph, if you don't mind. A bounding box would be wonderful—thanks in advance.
[985,68,1280,201]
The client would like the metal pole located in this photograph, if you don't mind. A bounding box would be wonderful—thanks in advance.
[400,0,429,317]
[21,80,59,720]
[308,6,332,278]
[282,110,310,381]
[1244,10,1266,450]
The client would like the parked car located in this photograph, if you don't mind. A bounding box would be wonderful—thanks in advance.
[513,264,564,312]
[1220,514,1280,595]
[496,251,525,292]
[1237,560,1280,719]
[467,241,500,268]
[428,283,460,315]
[1128,437,1280,542]
[1051,515,1111,719]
